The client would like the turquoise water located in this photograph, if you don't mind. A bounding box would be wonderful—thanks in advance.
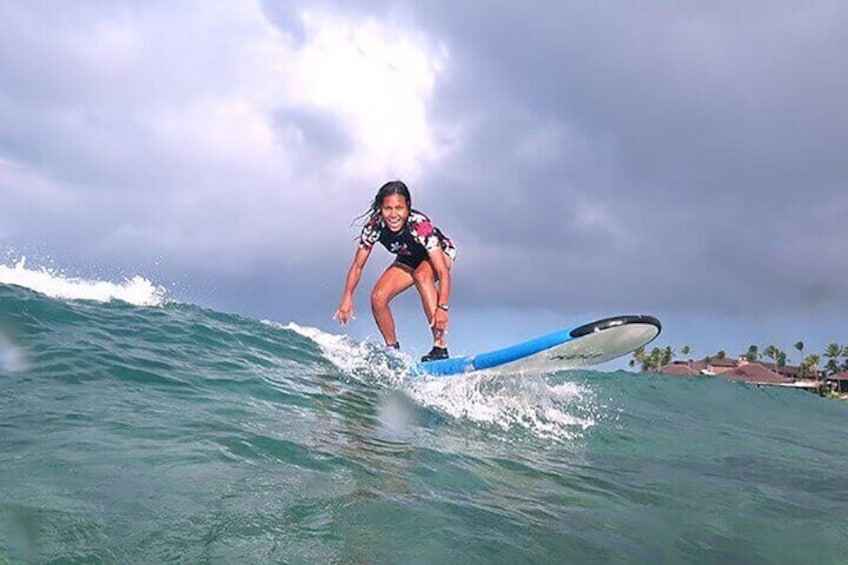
[2,281,847,564]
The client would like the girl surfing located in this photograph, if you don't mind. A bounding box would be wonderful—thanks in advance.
[334,181,456,362]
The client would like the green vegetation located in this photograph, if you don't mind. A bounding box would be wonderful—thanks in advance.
[824,343,843,375]
[628,345,673,372]
[745,344,759,362]
[763,344,787,369]
[630,341,848,378]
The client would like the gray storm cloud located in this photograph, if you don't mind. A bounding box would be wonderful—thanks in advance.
[1,1,846,330]
[405,1,848,314]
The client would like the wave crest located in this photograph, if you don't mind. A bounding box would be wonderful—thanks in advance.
[0,257,165,307]
[274,322,595,441]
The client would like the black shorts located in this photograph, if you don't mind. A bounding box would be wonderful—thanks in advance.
[392,244,457,272]
[393,249,429,271]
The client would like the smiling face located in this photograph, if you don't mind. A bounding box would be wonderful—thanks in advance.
[380,193,410,233]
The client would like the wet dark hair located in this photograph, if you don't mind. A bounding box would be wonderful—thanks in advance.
[356,180,412,223]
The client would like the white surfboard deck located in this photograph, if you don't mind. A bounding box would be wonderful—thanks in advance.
[414,314,661,377]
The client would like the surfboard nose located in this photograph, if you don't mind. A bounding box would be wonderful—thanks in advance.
[416,314,662,377]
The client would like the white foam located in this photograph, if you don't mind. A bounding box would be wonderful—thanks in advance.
[0,257,165,307]
[266,321,408,386]
[406,372,595,441]
[268,322,595,441]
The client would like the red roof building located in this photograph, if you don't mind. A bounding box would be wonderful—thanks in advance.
[659,361,797,387]
[721,363,794,385]
[658,363,700,376]
[826,371,848,394]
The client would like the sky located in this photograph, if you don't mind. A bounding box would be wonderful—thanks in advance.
[1,1,847,364]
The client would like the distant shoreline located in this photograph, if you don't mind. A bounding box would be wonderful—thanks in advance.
[630,343,848,398]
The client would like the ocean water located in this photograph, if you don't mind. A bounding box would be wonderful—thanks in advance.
[2,262,848,564]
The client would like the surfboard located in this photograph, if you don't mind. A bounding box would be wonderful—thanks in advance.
[415,314,661,377]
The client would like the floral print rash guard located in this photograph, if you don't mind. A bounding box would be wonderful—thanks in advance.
[359,210,457,268]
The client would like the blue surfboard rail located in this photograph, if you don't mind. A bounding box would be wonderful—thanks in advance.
[414,314,661,377]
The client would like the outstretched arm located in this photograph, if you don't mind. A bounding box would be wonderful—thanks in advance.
[334,246,371,325]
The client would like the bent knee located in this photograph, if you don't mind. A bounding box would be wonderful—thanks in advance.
[371,287,392,307]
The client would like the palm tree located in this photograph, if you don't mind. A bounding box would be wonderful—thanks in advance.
[716,350,727,360]
[663,346,674,367]
[764,344,779,368]
[645,348,660,372]
[642,347,662,373]
[841,345,848,372]
[803,354,821,380]
[681,345,692,369]
[823,343,842,376]
[644,347,665,372]
[630,345,665,373]
[794,341,804,363]
[763,345,789,376]
[745,344,760,362]
[629,346,645,371]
